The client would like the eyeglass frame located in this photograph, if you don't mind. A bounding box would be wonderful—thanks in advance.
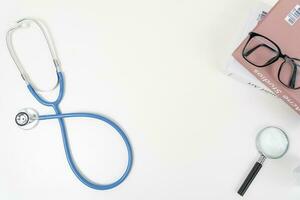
[242,32,300,90]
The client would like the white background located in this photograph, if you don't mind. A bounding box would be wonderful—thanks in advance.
[0,0,300,199]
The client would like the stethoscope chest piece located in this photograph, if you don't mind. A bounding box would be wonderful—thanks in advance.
[15,108,39,130]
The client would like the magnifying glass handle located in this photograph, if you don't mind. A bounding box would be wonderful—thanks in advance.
[238,156,265,196]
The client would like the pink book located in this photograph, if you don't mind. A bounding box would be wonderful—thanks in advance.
[233,0,300,114]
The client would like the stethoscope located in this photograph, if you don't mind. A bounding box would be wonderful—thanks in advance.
[6,18,133,190]
[238,126,289,196]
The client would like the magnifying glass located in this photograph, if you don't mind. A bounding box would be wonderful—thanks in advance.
[238,126,289,196]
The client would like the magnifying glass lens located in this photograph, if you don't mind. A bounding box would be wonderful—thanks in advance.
[256,127,289,159]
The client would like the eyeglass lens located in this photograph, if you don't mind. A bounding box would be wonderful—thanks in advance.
[243,35,279,67]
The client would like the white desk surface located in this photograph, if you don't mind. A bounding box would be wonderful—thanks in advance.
[1,0,300,199]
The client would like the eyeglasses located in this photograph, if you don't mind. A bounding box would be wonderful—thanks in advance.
[242,32,300,90]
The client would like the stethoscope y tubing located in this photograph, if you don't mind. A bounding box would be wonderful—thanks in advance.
[43,108,133,190]
[30,72,133,190]
[8,18,133,190]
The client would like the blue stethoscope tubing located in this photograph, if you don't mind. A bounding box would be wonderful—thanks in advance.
[28,71,133,190]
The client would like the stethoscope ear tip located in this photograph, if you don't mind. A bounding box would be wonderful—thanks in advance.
[8,20,30,31]
[15,108,39,130]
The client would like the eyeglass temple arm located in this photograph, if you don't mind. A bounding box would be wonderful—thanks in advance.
[264,56,279,66]
[289,61,298,88]
[243,44,277,57]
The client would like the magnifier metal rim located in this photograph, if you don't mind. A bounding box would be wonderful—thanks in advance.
[256,126,289,159]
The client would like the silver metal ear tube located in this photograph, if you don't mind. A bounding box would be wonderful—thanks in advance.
[6,18,61,92]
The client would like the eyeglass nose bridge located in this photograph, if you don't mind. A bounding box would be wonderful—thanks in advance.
[282,54,289,59]
[282,55,297,65]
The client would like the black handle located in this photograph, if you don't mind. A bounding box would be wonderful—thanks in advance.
[238,162,262,196]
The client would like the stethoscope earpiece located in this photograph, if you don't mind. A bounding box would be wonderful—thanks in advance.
[15,108,39,130]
